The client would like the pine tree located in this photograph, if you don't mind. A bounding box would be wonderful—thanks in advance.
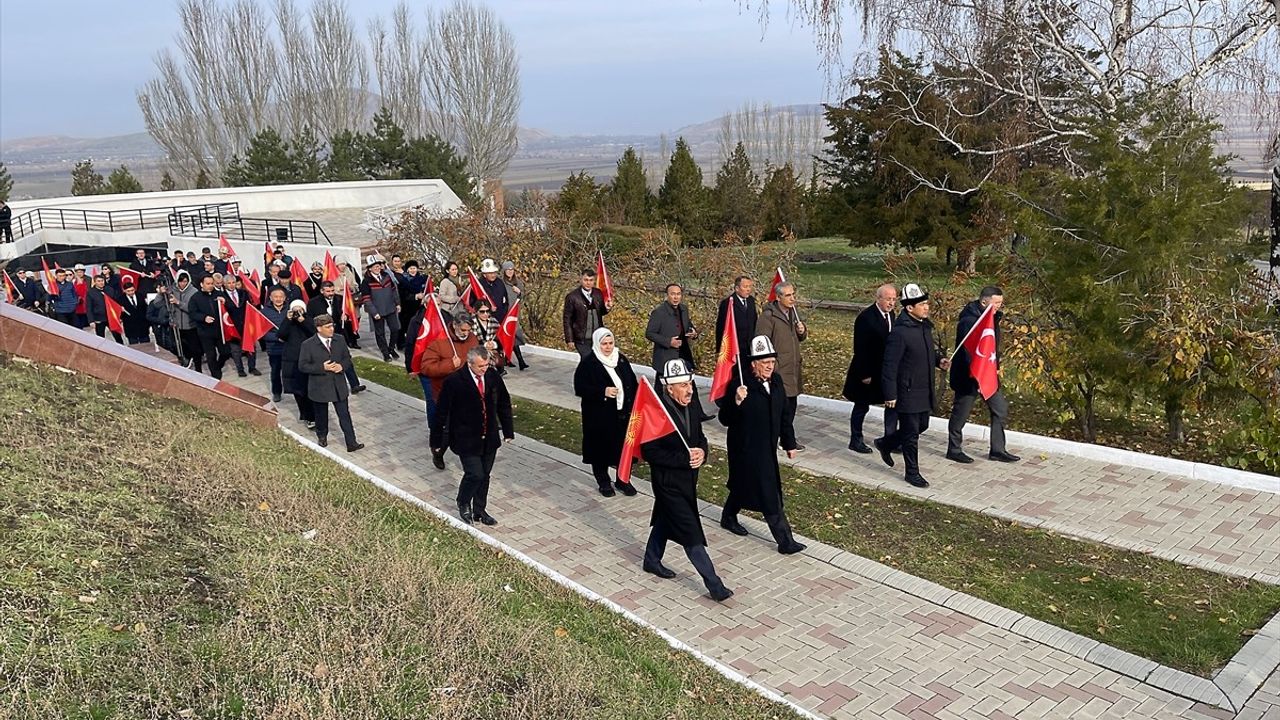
[368,108,408,179]
[402,135,479,205]
[607,147,652,226]
[759,163,807,241]
[160,170,177,192]
[194,169,214,189]
[551,171,603,225]
[222,128,295,186]
[713,141,760,238]
[71,159,106,196]
[657,137,710,244]
[0,161,12,202]
[104,165,144,194]
[325,129,374,181]
[289,126,324,183]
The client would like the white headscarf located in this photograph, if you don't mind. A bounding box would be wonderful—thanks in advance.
[591,327,625,409]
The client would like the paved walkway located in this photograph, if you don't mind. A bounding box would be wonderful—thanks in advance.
[222,368,1280,720]
[493,350,1280,585]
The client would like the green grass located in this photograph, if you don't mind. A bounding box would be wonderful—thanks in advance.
[0,356,803,720]
[356,357,1280,677]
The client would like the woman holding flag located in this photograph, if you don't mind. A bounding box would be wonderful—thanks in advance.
[573,328,639,497]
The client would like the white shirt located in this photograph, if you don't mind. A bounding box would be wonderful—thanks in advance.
[321,337,332,353]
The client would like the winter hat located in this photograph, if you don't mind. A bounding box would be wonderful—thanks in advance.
[480,258,500,274]
[289,300,307,314]
[901,283,929,306]
[660,358,693,385]
[749,335,777,360]
[501,260,515,271]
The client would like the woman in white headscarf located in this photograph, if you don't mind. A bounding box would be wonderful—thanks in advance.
[573,327,639,497]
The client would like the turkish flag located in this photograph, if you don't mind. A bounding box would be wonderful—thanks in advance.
[595,250,614,305]
[116,266,145,289]
[410,295,449,374]
[218,234,236,259]
[41,257,58,296]
[617,378,680,484]
[342,280,360,334]
[239,302,273,354]
[218,297,240,343]
[104,293,125,335]
[462,267,490,309]
[766,267,786,303]
[959,303,1000,400]
[1,270,19,303]
[497,299,521,362]
[290,257,311,302]
[323,251,341,282]
[709,301,740,402]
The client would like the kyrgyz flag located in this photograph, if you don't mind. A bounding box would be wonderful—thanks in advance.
[409,295,449,374]
[263,241,274,267]
[323,251,341,282]
[595,250,614,305]
[238,271,261,305]
[218,234,236,259]
[958,303,1000,400]
[617,378,681,484]
[290,257,311,302]
[104,293,125,335]
[1,270,20,303]
[341,280,360,333]
[497,299,521,362]
[41,257,58,296]
[239,302,274,355]
[766,266,786,302]
[218,297,240,343]
[709,300,740,402]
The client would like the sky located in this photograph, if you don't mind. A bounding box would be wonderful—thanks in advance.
[0,0,845,140]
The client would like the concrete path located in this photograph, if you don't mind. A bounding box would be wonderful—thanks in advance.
[222,366,1279,720]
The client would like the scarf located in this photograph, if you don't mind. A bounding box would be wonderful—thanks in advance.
[591,327,624,410]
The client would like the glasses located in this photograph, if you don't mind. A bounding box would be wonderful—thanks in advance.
[477,310,491,314]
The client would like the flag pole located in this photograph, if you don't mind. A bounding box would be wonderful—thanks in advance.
[949,302,994,361]
[434,297,457,359]
[644,377,691,452]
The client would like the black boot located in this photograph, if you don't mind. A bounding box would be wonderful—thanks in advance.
[514,345,529,370]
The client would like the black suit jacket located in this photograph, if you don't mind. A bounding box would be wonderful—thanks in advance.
[430,366,514,457]
[188,290,223,339]
[715,293,757,357]
[298,334,352,403]
[306,294,344,329]
[882,311,942,414]
[842,303,894,403]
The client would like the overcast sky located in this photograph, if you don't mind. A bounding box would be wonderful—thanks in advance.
[0,0,845,140]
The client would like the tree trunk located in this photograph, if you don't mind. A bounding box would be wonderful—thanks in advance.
[1076,382,1098,442]
[956,244,977,274]
[1165,393,1186,445]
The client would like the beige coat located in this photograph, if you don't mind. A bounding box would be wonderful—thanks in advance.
[755,301,806,397]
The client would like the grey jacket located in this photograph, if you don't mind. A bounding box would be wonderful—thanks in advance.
[645,301,697,371]
[360,268,401,330]
[171,282,198,330]
[299,334,353,404]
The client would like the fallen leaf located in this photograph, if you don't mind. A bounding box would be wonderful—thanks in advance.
[301,529,318,541]
[257,501,271,511]
[1047,604,1060,613]
[111,624,126,632]
[134,622,147,633]
[1078,576,1092,583]
[554,627,568,638]
[313,662,329,679]
[77,595,97,604]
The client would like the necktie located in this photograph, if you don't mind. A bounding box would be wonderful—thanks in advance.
[323,338,331,353]
[476,373,488,435]
[884,311,892,330]
[477,374,485,395]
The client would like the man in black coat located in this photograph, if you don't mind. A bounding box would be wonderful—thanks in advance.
[430,345,515,526]
[0,200,12,243]
[298,314,364,452]
[188,275,229,379]
[645,283,699,371]
[128,248,157,295]
[948,286,1019,464]
[562,268,610,357]
[642,359,733,602]
[118,279,151,345]
[714,275,757,367]
[842,283,899,453]
[306,280,364,394]
[877,283,951,488]
[15,271,46,311]
[221,274,259,377]
[715,335,806,555]
[85,274,121,343]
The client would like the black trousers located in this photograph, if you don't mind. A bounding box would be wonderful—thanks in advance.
[226,339,257,374]
[591,462,615,488]
[458,450,497,514]
[721,489,795,548]
[371,316,392,356]
[55,312,76,326]
[179,328,202,368]
[268,353,283,397]
[312,398,356,446]
[883,411,930,480]
[94,323,124,345]
[294,393,314,422]
[644,517,726,594]
[574,341,592,358]
[849,402,898,445]
[949,390,1009,454]
[199,335,227,379]
[0,222,12,243]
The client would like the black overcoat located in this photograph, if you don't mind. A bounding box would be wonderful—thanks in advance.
[642,392,710,547]
[298,334,353,404]
[118,293,150,339]
[881,311,942,414]
[430,366,515,457]
[715,371,796,515]
[949,300,1003,395]
[842,303,894,404]
[573,352,639,467]
[278,315,314,396]
[714,294,757,361]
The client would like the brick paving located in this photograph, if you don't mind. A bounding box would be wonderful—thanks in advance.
[222,366,1280,720]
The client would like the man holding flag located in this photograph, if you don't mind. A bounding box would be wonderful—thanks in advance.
[562,267,611,357]
[624,360,732,602]
[947,286,1019,464]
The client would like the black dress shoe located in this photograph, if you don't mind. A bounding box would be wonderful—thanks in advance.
[598,484,616,498]
[874,438,895,468]
[848,440,872,454]
[317,436,328,447]
[432,450,446,470]
[699,412,717,423]
[946,450,975,464]
[346,442,364,452]
[474,511,497,526]
[237,371,248,378]
[989,450,1021,462]
[306,421,316,429]
[249,368,262,376]
[351,384,367,394]
[382,352,392,362]
[643,562,676,579]
[389,349,400,359]
[778,541,807,555]
[457,503,472,524]
[905,474,930,488]
[614,480,637,497]
[709,586,735,602]
[518,362,529,371]
[720,518,749,536]
[793,443,806,451]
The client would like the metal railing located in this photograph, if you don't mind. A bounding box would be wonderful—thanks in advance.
[7,203,240,241]
[172,216,334,246]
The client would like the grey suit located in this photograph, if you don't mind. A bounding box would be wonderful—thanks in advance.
[299,334,358,447]
[645,301,697,371]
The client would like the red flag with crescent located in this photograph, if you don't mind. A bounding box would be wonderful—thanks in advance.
[497,299,520,362]
[958,303,999,400]
[218,297,240,343]
[766,266,786,303]
[410,295,448,374]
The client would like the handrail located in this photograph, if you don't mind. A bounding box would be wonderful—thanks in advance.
[7,203,240,242]
[170,215,334,247]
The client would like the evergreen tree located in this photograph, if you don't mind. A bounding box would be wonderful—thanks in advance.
[551,171,603,225]
[713,141,760,238]
[402,135,479,205]
[657,137,710,244]
[104,165,144,194]
[759,163,807,241]
[325,129,374,181]
[222,128,295,186]
[368,107,409,179]
[607,147,652,226]
[71,159,106,196]
[194,168,214,189]
[0,161,13,202]
[160,170,177,192]
[289,126,324,183]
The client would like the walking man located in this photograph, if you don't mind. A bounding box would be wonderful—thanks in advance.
[877,284,951,488]
[645,282,699,372]
[948,286,1020,463]
[755,280,807,447]
[562,268,610,357]
[642,358,733,603]
[298,314,364,452]
[187,275,228,379]
[360,255,402,362]
[843,283,899,453]
[715,275,758,367]
[716,335,806,555]
[430,346,515,526]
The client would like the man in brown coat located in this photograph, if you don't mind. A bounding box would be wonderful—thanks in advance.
[755,280,807,448]
[420,312,480,469]
[562,268,611,357]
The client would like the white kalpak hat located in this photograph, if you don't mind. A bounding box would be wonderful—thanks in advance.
[480,258,500,273]
[749,335,777,360]
[660,358,693,385]
[901,283,929,306]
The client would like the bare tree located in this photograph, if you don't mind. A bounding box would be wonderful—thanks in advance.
[716,101,824,178]
[422,0,521,183]
[368,1,430,137]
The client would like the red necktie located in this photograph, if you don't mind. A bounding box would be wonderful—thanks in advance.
[477,374,485,395]
[476,373,487,435]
